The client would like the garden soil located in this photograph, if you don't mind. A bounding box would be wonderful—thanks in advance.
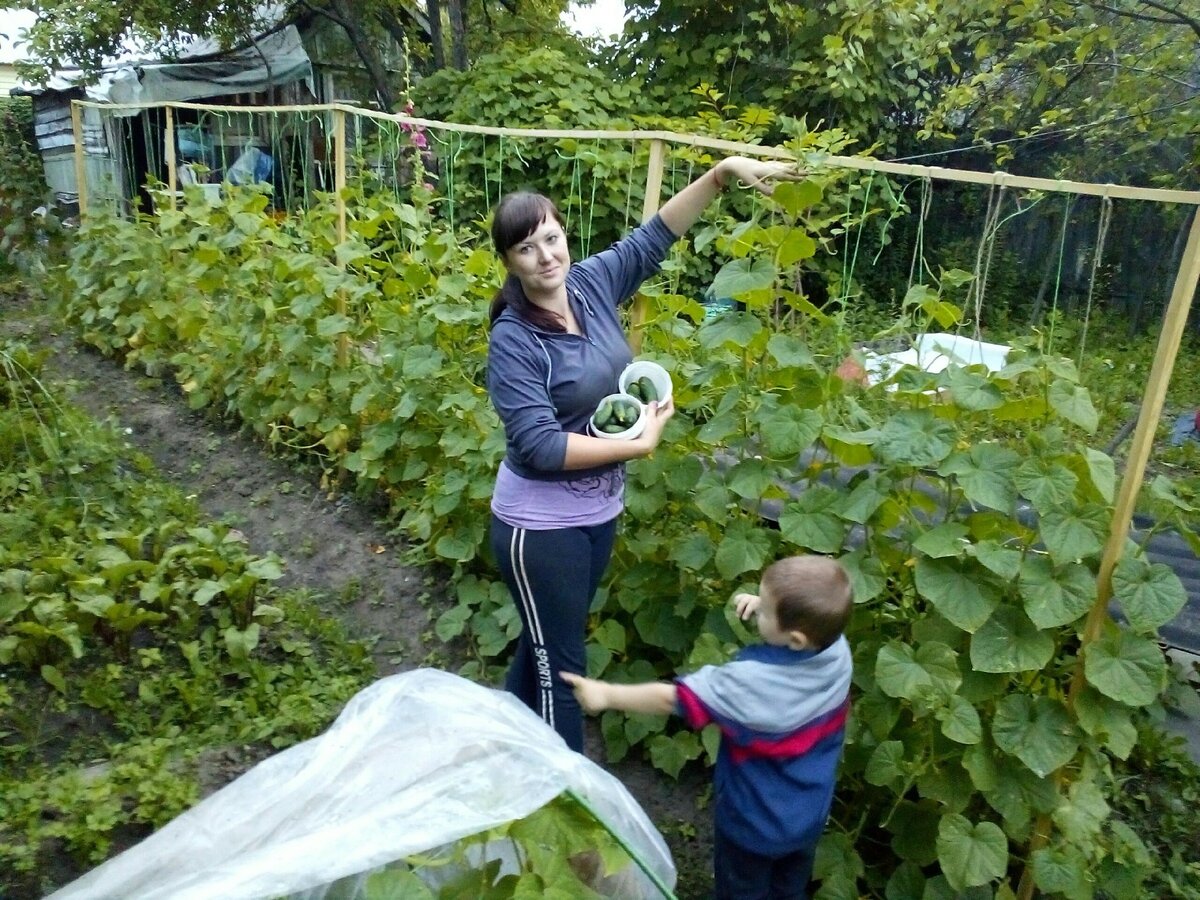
[2,293,715,899]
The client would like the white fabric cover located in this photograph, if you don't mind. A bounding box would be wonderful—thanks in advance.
[48,669,676,900]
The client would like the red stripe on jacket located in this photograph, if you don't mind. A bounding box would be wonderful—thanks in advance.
[676,683,849,764]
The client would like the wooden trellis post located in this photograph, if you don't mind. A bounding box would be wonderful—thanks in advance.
[165,105,177,210]
[70,100,88,217]
[333,108,349,368]
[630,139,666,354]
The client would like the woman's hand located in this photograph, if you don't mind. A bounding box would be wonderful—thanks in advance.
[658,156,803,236]
[714,157,803,197]
[632,396,675,456]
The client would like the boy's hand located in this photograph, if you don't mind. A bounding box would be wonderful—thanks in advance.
[734,592,761,620]
[560,671,607,715]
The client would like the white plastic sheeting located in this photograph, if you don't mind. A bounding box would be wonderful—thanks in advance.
[862,332,1011,386]
[48,669,676,900]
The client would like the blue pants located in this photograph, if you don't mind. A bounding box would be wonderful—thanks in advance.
[491,515,618,753]
[714,828,813,900]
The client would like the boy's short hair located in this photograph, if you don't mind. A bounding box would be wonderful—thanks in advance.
[762,555,853,649]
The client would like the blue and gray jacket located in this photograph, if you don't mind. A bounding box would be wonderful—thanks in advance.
[486,215,678,482]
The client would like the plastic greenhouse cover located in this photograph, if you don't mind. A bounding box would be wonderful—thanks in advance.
[48,669,677,900]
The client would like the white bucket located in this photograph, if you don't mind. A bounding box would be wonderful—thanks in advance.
[589,392,647,441]
[619,360,673,404]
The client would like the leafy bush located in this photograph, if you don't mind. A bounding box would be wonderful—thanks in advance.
[0,97,56,276]
[0,340,373,897]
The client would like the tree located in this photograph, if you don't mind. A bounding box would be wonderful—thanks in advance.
[920,0,1200,186]
[610,0,1199,186]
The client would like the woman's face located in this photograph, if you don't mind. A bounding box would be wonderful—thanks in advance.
[503,216,571,298]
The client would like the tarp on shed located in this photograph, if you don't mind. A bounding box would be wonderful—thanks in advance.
[14,24,313,117]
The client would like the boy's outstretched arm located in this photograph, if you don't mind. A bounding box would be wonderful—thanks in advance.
[560,672,677,716]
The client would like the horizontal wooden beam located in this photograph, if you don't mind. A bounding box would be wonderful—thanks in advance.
[73,99,1200,206]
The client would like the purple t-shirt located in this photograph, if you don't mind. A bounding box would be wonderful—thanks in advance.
[491,460,623,529]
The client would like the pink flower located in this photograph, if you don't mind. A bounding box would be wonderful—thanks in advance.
[411,131,428,150]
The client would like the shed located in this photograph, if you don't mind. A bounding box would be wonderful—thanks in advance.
[10,10,421,215]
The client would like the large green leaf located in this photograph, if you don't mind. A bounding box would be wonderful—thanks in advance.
[888,803,941,866]
[837,475,890,524]
[839,548,888,602]
[1032,846,1093,900]
[914,558,999,632]
[962,743,999,793]
[1039,508,1105,563]
[1081,447,1116,503]
[1014,459,1078,514]
[886,862,929,898]
[1111,554,1188,633]
[938,694,983,744]
[968,541,1023,580]
[992,694,1079,777]
[936,814,1008,891]
[766,333,816,369]
[874,410,957,468]
[364,868,435,900]
[771,180,824,216]
[759,406,823,458]
[1074,686,1138,759]
[938,444,1020,511]
[777,228,818,266]
[1084,629,1167,707]
[1019,557,1095,629]
[714,521,775,580]
[779,485,846,554]
[821,425,878,466]
[865,740,908,790]
[855,687,902,740]
[648,730,703,778]
[982,753,1059,828]
[697,311,765,350]
[970,606,1054,673]
[944,368,1003,411]
[1052,777,1110,847]
[727,458,775,500]
[667,532,715,572]
[875,640,961,704]
[913,523,970,559]
[1048,379,1098,433]
[917,762,974,812]
[710,258,778,299]
[694,477,733,523]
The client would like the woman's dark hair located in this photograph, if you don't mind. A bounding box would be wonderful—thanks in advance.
[489,191,568,332]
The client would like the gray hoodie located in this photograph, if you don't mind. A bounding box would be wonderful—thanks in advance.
[486,215,678,482]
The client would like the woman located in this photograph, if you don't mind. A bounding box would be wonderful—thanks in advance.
[487,156,795,752]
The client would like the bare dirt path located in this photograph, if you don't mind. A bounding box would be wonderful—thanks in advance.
[3,295,714,898]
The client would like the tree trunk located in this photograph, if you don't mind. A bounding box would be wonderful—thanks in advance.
[329,0,398,110]
[425,0,446,71]
[447,0,468,70]
[1029,213,1060,325]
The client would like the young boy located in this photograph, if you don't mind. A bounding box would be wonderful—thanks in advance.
[561,554,853,900]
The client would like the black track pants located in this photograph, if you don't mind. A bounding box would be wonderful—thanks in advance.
[491,515,618,753]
